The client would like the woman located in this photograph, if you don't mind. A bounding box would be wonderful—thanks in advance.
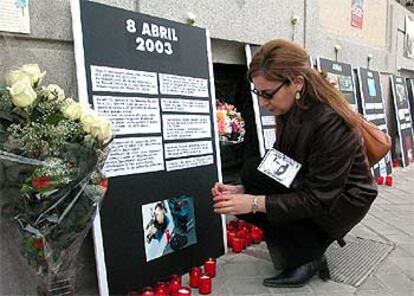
[211,39,377,288]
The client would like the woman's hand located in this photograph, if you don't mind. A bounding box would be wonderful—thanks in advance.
[211,182,245,197]
[213,194,255,215]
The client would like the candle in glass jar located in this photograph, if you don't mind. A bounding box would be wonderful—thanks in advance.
[154,285,168,296]
[189,266,202,288]
[198,274,212,295]
[177,287,192,296]
[140,287,155,296]
[169,277,181,295]
[232,237,243,253]
[170,274,182,285]
[204,258,216,278]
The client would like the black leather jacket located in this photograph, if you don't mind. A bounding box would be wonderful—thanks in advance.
[264,102,378,239]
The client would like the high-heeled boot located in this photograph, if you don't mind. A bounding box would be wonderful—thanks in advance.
[263,255,330,288]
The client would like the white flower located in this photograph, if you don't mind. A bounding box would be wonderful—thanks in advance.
[5,69,31,87]
[45,84,65,101]
[8,80,37,107]
[80,111,100,133]
[61,98,82,120]
[21,64,46,86]
[90,118,113,142]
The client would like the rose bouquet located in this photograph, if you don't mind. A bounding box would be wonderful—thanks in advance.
[0,64,112,295]
[216,101,245,144]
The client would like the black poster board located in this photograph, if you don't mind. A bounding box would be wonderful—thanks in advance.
[356,68,392,177]
[317,57,359,112]
[407,78,414,133]
[390,76,414,167]
[71,1,224,294]
[245,44,276,157]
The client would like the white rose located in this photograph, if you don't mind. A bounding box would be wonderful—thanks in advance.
[80,111,100,133]
[5,69,31,87]
[21,64,46,86]
[8,81,37,107]
[61,98,82,120]
[45,84,65,101]
[90,118,113,142]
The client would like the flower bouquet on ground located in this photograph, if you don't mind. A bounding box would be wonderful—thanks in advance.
[216,100,245,145]
[0,64,113,295]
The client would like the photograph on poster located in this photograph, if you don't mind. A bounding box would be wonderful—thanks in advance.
[142,195,197,262]
[93,96,161,135]
[91,65,158,94]
[367,78,377,97]
[338,75,353,92]
[396,84,408,108]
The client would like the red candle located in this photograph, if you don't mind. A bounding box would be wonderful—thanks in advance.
[377,176,384,185]
[154,284,168,296]
[385,175,393,186]
[237,220,246,229]
[198,274,212,295]
[226,224,236,232]
[169,276,181,296]
[227,231,236,248]
[170,274,182,285]
[392,159,399,168]
[204,258,216,278]
[229,220,238,229]
[140,287,155,296]
[232,237,243,253]
[177,287,192,296]
[189,266,202,288]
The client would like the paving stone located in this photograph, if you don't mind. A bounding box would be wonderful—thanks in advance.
[225,278,272,295]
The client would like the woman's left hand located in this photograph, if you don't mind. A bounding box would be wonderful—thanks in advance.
[213,194,255,215]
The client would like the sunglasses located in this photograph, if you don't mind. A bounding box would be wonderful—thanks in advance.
[251,81,288,100]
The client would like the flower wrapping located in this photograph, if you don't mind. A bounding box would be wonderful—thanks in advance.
[216,101,245,144]
[0,64,113,295]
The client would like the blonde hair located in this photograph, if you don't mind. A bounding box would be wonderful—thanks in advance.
[248,39,359,128]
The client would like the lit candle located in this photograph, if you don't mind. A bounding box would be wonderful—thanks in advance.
[377,176,384,185]
[227,231,236,248]
[237,219,246,229]
[204,258,216,278]
[385,176,393,186]
[189,266,202,288]
[232,237,243,253]
[170,274,182,286]
[140,287,155,296]
[198,274,212,295]
[177,287,192,296]
[169,275,181,296]
[251,227,263,244]
[154,285,168,296]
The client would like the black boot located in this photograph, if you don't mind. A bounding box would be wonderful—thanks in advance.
[263,256,330,288]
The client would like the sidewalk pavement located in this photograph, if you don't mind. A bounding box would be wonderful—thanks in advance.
[188,165,414,296]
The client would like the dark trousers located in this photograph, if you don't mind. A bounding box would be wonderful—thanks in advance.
[237,158,333,270]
